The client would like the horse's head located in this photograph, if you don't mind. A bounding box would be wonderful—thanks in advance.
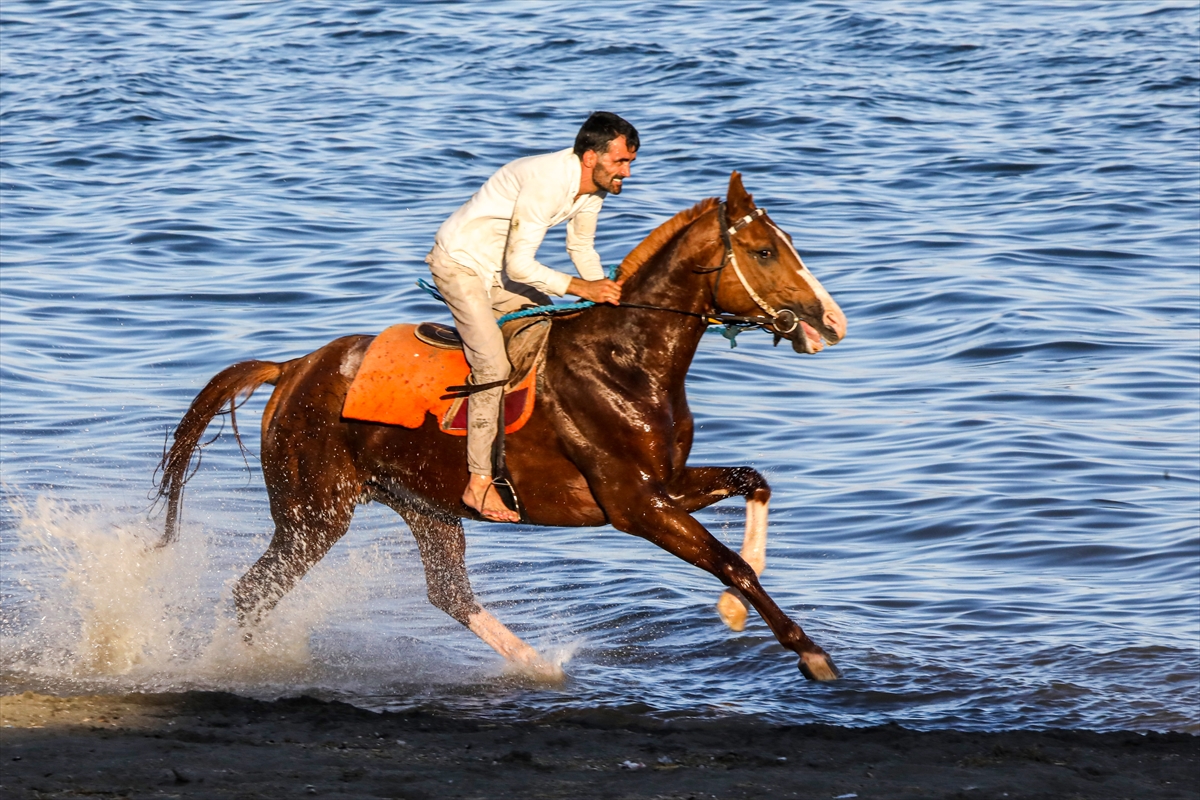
[713,172,847,354]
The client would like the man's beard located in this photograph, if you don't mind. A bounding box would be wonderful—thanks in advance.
[594,167,624,194]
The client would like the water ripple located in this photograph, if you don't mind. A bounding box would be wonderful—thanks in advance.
[1,0,1197,733]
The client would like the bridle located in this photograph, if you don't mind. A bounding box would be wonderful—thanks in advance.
[619,200,801,341]
[711,201,800,336]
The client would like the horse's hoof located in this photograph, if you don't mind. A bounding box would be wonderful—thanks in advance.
[798,651,842,681]
[506,658,567,684]
[716,590,748,632]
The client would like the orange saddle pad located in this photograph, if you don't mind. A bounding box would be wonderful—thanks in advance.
[341,323,536,436]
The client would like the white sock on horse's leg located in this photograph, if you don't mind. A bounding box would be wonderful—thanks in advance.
[740,495,768,574]
[467,608,561,678]
[716,496,769,631]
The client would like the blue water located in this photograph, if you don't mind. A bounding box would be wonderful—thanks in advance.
[1,1,1197,733]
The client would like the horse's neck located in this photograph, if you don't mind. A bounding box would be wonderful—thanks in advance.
[582,217,720,390]
[621,217,720,316]
[548,214,721,393]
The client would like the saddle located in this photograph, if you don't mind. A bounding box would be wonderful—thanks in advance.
[341,317,550,435]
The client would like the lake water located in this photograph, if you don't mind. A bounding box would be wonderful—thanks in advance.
[1,1,1197,733]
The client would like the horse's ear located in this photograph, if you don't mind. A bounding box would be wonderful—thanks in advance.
[726,170,755,217]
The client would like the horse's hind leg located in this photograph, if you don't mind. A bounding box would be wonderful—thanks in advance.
[666,467,770,632]
[233,485,357,630]
[386,502,560,678]
[234,348,368,630]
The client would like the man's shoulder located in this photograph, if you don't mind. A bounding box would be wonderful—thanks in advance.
[502,147,578,180]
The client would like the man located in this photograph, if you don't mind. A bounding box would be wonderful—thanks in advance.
[427,111,638,522]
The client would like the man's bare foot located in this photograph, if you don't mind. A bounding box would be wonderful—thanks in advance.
[463,474,520,523]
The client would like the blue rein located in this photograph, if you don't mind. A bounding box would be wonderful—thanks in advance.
[416,266,761,348]
[416,267,619,327]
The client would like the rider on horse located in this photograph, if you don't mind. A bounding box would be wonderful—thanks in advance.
[426,112,638,522]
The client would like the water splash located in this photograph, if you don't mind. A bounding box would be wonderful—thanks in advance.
[1,495,208,682]
[0,494,486,699]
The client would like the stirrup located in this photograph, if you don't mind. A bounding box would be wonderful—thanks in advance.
[487,476,522,521]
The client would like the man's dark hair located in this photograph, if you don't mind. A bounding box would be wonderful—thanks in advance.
[574,112,639,158]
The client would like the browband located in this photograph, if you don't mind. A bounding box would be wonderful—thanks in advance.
[726,207,766,237]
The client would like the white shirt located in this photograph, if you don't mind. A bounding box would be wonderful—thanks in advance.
[434,148,607,297]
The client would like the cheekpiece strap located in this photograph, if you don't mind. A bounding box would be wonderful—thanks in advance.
[718,201,732,255]
[716,201,781,321]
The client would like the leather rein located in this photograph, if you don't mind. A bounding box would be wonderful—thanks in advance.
[618,201,802,338]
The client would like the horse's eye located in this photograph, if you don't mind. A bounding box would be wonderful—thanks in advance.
[756,249,774,261]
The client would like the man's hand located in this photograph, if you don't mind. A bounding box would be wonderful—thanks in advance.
[568,277,623,305]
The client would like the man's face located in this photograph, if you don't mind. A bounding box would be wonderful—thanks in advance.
[590,135,637,195]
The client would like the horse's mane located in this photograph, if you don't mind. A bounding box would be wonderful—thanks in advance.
[618,197,719,283]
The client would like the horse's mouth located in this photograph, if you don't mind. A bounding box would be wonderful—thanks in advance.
[771,309,832,354]
[783,305,846,354]
[792,320,825,354]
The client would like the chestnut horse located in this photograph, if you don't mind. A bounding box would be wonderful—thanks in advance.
[156,172,848,681]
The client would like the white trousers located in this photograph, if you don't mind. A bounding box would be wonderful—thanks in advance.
[426,246,550,476]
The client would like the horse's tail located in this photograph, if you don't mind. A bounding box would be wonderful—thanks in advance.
[153,359,284,547]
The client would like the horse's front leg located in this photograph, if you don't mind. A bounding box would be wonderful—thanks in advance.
[666,467,769,632]
[600,482,839,681]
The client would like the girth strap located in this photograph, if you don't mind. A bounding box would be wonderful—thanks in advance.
[441,378,507,399]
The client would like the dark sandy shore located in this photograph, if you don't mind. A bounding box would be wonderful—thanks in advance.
[1,692,1195,799]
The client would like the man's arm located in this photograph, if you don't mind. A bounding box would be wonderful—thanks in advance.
[563,203,621,303]
[568,275,622,304]
[565,204,605,282]
[503,184,574,297]
[504,171,621,304]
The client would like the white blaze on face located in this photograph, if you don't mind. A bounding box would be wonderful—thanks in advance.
[767,219,844,335]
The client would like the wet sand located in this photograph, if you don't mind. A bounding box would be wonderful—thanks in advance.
[1,691,1195,799]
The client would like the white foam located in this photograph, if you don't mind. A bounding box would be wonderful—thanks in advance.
[0,493,479,699]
